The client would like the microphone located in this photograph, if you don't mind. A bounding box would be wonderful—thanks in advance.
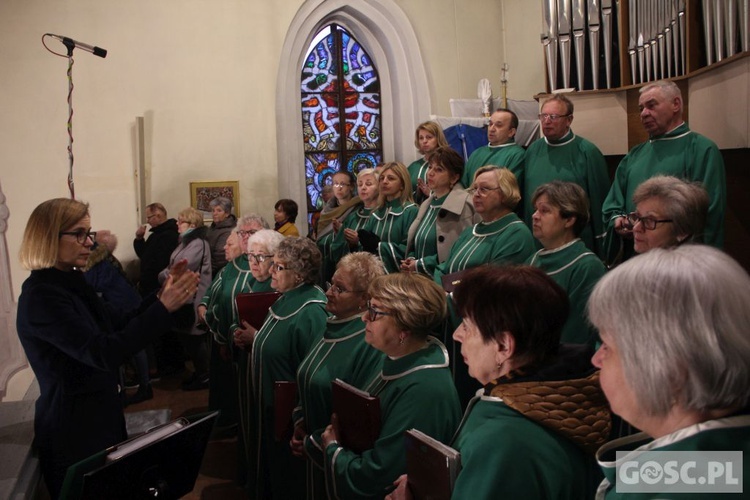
[48,34,107,58]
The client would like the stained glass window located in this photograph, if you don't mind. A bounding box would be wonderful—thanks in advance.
[302,25,382,223]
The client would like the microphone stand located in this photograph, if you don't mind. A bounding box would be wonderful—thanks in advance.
[63,39,76,199]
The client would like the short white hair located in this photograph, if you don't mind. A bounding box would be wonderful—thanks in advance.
[247,229,284,254]
[588,245,750,416]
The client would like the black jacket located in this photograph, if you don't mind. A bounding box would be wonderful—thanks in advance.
[16,268,172,497]
[133,218,179,295]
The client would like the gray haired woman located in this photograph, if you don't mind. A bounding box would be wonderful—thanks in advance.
[590,245,750,497]
[207,196,237,277]
[247,237,329,499]
[629,175,709,254]
[197,214,270,430]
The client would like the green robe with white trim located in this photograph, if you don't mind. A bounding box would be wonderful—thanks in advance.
[296,315,385,499]
[451,395,600,500]
[524,131,610,255]
[200,254,254,427]
[434,212,536,406]
[374,199,418,273]
[460,141,526,191]
[249,284,328,500]
[407,157,429,203]
[235,276,274,493]
[323,337,461,499]
[526,239,606,345]
[601,122,726,265]
[596,413,750,499]
[434,212,536,281]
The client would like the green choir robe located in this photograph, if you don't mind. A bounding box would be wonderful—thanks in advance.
[434,213,536,406]
[374,199,418,273]
[596,412,750,499]
[323,337,461,499]
[460,141,526,191]
[524,131,610,255]
[407,157,429,203]
[295,315,385,499]
[434,212,536,280]
[235,276,274,492]
[249,284,328,500]
[200,254,254,427]
[526,239,606,345]
[451,394,601,500]
[601,122,726,264]
[330,206,375,263]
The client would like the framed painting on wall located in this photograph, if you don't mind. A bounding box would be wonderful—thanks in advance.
[189,181,240,220]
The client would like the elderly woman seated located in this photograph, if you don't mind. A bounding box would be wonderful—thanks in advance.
[590,245,750,497]
[604,175,709,264]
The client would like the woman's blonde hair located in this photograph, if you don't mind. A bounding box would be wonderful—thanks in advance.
[413,121,450,153]
[377,162,414,207]
[177,207,205,228]
[368,273,446,339]
[20,198,90,270]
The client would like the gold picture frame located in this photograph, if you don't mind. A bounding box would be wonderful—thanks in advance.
[190,181,240,220]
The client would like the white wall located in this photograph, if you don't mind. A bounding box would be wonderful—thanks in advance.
[0,0,546,304]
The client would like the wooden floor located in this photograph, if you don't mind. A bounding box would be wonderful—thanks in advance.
[123,370,248,500]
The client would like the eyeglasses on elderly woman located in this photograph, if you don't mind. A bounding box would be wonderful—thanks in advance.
[247,252,274,264]
[365,300,392,322]
[326,282,365,295]
[626,212,673,231]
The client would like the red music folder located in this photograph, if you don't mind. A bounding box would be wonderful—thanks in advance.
[405,428,461,500]
[331,378,381,454]
[235,291,281,330]
[273,381,298,442]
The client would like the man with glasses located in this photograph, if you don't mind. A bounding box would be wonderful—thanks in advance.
[133,202,179,297]
[460,108,526,191]
[602,80,726,266]
[524,94,610,256]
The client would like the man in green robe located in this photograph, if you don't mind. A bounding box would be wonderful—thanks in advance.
[601,80,726,265]
[460,109,525,190]
[524,95,610,255]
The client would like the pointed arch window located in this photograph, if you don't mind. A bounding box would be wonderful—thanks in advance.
[301,24,382,222]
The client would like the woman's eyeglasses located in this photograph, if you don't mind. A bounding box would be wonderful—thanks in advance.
[626,212,674,231]
[366,300,392,322]
[467,186,501,197]
[59,229,97,244]
[325,282,364,295]
[271,262,288,273]
[238,229,260,238]
[247,253,273,264]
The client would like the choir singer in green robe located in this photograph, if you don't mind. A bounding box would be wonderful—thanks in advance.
[247,237,329,499]
[526,182,606,346]
[388,266,609,500]
[292,252,386,499]
[321,273,461,499]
